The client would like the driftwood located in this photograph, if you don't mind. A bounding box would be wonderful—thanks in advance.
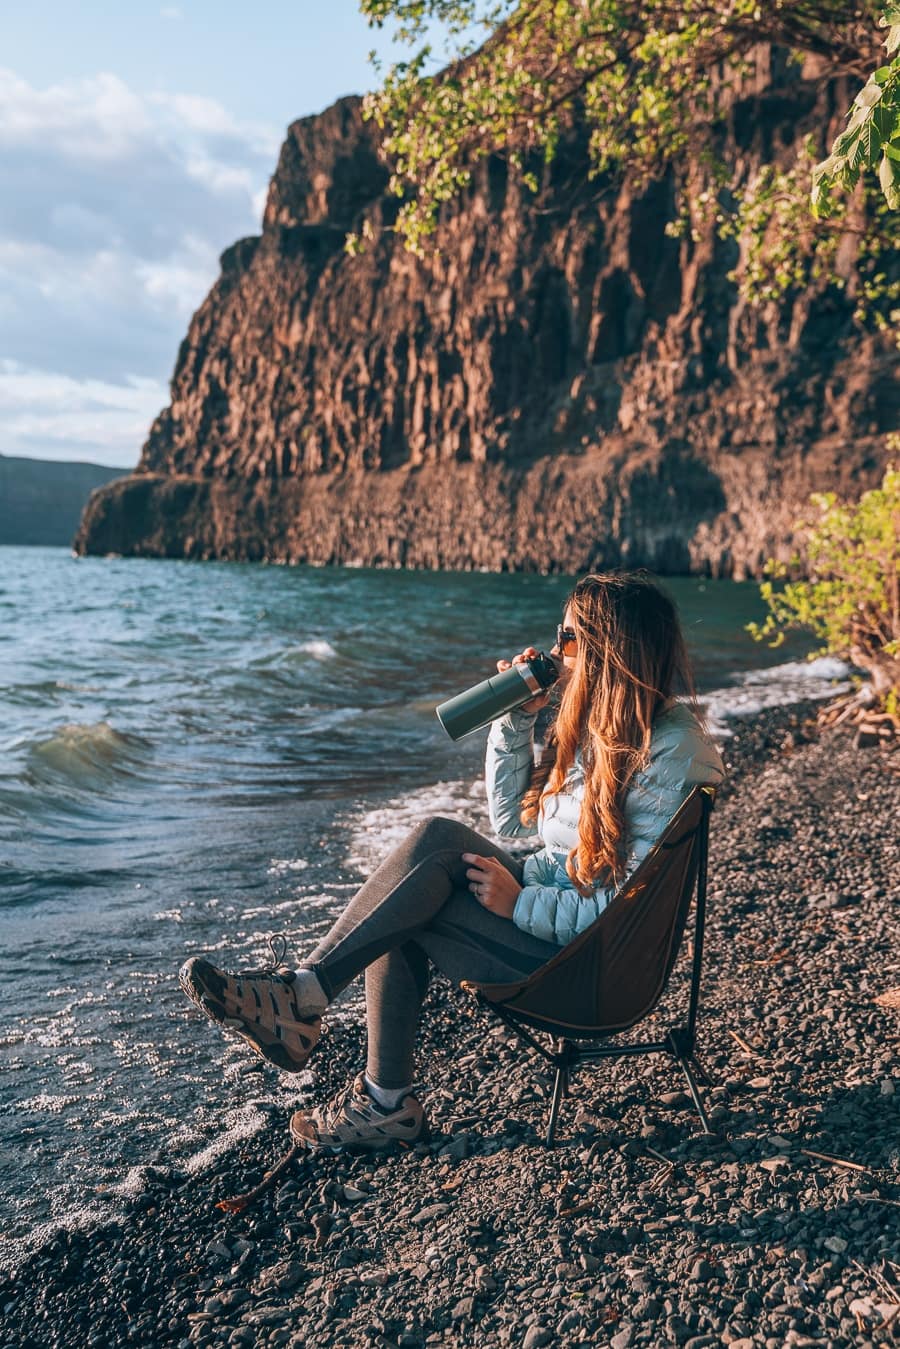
[216,1144,303,1214]
[817,690,900,740]
[727,1028,761,1056]
[800,1148,874,1175]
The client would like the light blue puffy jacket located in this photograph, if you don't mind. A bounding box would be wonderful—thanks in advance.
[485,701,725,946]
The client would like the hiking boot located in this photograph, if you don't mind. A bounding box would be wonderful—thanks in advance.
[289,1074,428,1153]
[179,934,322,1074]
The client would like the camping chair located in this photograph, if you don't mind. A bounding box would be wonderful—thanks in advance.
[462,785,715,1146]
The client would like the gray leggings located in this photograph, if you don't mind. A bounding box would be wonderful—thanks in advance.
[302,816,560,1089]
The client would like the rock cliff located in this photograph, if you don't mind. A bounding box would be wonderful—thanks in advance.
[75,66,898,576]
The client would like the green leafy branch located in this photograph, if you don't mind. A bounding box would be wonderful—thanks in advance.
[748,460,900,705]
[813,4,900,212]
[355,1,889,256]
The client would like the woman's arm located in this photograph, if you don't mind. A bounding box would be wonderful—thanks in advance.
[485,708,540,837]
[511,825,656,945]
[512,879,613,946]
[484,647,550,838]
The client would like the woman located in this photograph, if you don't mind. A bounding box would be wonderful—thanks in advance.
[180,571,724,1152]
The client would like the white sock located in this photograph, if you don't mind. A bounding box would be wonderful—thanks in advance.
[289,967,328,1017]
[364,1074,412,1110]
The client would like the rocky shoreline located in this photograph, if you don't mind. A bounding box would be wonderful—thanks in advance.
[2,704,899,1349]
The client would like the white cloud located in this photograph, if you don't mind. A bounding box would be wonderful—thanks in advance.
[0,362,168,468]
[0,67,280,466]
[136,235,221,317]
[154,91,278,155]
[0,69,150,161]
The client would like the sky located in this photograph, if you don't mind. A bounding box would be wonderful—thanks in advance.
[0,1,427,469]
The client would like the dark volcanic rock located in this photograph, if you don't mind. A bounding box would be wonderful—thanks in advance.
[76,69,898,574]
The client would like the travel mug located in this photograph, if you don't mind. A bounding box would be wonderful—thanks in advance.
[436,651,560,740]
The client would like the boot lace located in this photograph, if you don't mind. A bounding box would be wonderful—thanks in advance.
[235,933,291,980]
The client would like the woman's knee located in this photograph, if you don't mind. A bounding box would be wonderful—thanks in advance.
[405,815,471,859]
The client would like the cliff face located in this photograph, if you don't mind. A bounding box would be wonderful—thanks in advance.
[76,68,898,577]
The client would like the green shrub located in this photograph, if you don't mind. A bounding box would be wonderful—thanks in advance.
[748,463,900,707]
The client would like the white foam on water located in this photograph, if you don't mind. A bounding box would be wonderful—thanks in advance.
[0,1079,316,1275]
[241,896,319,919]
[702,656,852,737]
[343,778,493,876]
[0,1201,121,1276]
[240,891,349,927]
[267,857,310,876]
[18,1093,80,1114]
[104,1165,160,1199]
[294,639,337,660]
[341,778,543,878]
[165,1077,311,1176]
[179,1101,272,1176]
[251,640,338,666]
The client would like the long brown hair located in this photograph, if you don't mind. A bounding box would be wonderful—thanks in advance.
[521,571,696,892]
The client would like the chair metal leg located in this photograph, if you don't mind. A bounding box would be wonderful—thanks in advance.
[690,1049,713,1088]
[545,1065,566,1147]
[545,1041,575,1147]
[678,1054,714,1136]
[557,1039,571,1097]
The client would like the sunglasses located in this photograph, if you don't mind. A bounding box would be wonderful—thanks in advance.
[556,624,577,656]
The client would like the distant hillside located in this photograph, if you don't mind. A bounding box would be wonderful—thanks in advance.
[0,455,129,547]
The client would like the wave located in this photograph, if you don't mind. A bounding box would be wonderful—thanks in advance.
[25,722,153,788]
[702,656,852,737]
[248,639,338,669]
[176,1099,299,1177]
[0,867,133,908]
[0,1089,314,1277]
[0,1200,119,1277]
[289,704,364,735]
[293,639,338,660]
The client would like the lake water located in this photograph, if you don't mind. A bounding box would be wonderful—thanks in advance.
[0,546,848,1267]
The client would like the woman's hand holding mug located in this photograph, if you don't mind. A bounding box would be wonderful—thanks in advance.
[496,646,551,714]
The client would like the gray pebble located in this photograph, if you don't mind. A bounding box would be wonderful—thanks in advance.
[521,1329,553,1349]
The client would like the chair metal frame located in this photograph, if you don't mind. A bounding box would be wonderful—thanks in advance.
[467,787,715,1146]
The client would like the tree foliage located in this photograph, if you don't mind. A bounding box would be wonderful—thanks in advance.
[748,461,900,707]
[358,1,895,249]
[712,141,900,330]
[355,2,899,340]
[812,4,900,213]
